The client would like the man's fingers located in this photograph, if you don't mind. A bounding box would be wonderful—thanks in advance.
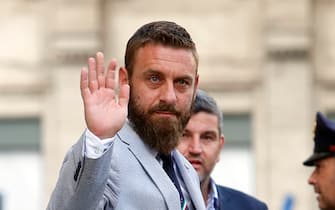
[80,67,90,99]
[88,57,98,92]
[96,52,106,88]
[106,59,117,89]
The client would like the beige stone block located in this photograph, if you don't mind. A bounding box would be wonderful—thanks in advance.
[0,15,43,64]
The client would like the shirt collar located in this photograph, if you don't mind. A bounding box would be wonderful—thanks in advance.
[207,178,219,210]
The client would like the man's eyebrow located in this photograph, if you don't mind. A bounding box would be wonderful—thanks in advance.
[172,73,195,84]
[183,129,190,133]
[143,69,194,81]
[142,69,163,76]
[201,131,217,136]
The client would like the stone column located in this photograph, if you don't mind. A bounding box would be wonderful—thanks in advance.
[314,0,335,111]
[257,0,315,209]
[43,0,104,204]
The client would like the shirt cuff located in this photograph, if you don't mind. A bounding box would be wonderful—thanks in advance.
[84,129,115,159]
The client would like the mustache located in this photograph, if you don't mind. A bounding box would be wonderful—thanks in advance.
[148,103,181,116]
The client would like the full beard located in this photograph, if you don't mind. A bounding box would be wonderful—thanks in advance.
[128,92,191,155]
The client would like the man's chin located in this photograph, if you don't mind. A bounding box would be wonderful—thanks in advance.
[198,173,205,182]
[317,197,328,210]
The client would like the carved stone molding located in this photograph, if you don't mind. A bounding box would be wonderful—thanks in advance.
[48,33,101,65]
[267,48,309,61]
[47,1,103,65]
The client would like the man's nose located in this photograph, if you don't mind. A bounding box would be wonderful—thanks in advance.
[308,170,316,185]
[160,82,177,104]
[189,137,202,154]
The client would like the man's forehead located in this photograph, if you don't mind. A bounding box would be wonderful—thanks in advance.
[187,113,219,130]
[135,44,196,66]
[315,156,335,165]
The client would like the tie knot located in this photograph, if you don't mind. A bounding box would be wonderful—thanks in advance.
[160,153,173,164]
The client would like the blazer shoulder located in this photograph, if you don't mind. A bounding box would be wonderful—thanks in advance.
[216,185,268,210]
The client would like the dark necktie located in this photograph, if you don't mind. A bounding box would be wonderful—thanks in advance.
[160,154,188,210]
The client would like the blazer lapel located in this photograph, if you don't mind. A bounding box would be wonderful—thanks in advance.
[117,122,180,210]
[217,185,230,210]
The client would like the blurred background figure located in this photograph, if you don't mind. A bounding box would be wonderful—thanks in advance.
[178,89,268,210]
[303,112,335,210]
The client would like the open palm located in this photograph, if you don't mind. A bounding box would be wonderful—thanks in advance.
[80,52,129,139]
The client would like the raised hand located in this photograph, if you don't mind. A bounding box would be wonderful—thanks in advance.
[80,52,130,139]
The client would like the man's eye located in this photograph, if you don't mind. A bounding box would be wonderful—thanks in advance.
[150,75,160,83]
[204,136,213,141]
[177,80,189,86]
[182,132,188,137]
[202,135,216,142]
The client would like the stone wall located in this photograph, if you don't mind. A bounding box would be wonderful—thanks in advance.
[1,0,335,209]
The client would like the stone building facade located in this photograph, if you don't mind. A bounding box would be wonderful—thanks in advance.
[1,0,335,209]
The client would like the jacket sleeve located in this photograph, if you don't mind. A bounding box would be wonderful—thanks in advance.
[46,131,119,210]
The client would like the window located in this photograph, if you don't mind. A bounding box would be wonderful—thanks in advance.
[0,193,2,210]
[211,113,254,195]
[222,114,251,147]
[0,118,42,210]
[0,118,40,151]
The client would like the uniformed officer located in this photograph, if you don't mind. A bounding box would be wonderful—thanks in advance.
[304,112,335,210]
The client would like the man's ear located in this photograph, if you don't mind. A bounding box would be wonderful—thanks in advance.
[216,134,225,163]
[220,134,225,148]
[192,74,199,102]
[194,75,199,94]
[194,74,199,89]
[119,67,129,85]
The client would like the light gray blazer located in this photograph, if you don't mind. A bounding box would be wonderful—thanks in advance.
[47,122,206,210]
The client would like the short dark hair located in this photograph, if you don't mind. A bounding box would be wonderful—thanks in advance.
[192,89,223,135]
[125,21,198,78]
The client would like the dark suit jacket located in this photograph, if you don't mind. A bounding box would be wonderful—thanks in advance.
[216,185,268,210]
